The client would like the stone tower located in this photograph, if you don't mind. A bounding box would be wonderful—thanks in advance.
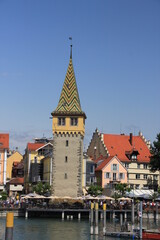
[51,45,86,197]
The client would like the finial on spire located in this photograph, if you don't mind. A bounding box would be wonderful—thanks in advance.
[69,37,72,59]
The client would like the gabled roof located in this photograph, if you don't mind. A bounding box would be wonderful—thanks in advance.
[0,133,9,149]
[36,142,53,151]
[27,143,45,151]
[95,155,127,171]
[95,156,113,171]
[102,134,151,163]
[51,46,86,118]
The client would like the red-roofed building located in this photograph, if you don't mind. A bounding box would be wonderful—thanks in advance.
[87,129,159,190]
[0,133,9,190]
[23,138,53,193]
[95,156,128,189]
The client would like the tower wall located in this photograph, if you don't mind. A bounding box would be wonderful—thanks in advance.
[52,133,83,197]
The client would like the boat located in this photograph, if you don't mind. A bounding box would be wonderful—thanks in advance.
[142,229,160,239]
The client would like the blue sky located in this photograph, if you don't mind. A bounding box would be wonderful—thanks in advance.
[0,0,160,153]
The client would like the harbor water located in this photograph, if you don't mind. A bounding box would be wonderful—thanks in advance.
[0,217,159,240]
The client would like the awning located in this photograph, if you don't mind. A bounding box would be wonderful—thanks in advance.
[127,189,154,199]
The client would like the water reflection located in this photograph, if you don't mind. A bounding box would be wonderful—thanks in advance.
[0,218,159,240]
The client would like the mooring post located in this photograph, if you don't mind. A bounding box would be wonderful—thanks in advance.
[25,210,28,219]
[156,202,158,221]
[95,202,99,235]
[90,202,94,235]
[5,212,14,240]
[78,213,81,220]
[120,213,123,230]
[132,199,134,226]
[62,211,64,220]
[139,201,143,239]
[124,211,127,220]
[103,203,106,235]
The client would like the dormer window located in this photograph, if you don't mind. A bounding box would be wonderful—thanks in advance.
[58,117,65,126]
[70,117,78,126]
[131,154,137,160]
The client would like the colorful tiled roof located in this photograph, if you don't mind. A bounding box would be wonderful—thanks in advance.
[0,134,9,149]
[102,134,151,163]
[27,143,45,151]
[52,46,86,118]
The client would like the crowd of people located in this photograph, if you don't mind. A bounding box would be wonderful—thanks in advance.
[0,195,160,212]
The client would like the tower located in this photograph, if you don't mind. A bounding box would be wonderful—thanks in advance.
[51,45,86,197]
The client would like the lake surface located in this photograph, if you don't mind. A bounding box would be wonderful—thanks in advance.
[0,217,159,240]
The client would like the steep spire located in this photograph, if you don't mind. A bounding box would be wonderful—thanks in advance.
[52,45,86,118]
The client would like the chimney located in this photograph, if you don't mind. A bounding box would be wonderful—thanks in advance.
[130,133,133,145]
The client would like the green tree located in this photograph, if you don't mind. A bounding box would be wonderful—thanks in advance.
[149,133,160,172]
[147,177,158,191]
[87,185,103,196]
[115,183,131,197]
[32,182,51,195]
[151,192,158,201]
[0,191,7,200]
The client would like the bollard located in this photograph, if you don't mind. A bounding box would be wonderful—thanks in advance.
[70,215,73,220]
[103,203,106,235]
[78,213,81,220]
[62,211,64,220]
[95,202,99,235]
[90,202,94,235]
[5,212,14,240]
[67,215,69,220]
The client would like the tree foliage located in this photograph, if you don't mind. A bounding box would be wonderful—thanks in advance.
[32,182,51,195]
[115,183,131,196]
[149,133,160,172]
[87,185,103,196]
[147,177,158,191]
[0,191,7,200]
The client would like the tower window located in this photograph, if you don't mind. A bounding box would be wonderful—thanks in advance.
[65,173,67,179]
[70,117,78,126]
[66,140,69,147]
[58,117,65,126]
[65,156,68,163]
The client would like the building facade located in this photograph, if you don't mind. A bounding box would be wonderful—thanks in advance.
[87,129,159,190]
[23,138,51,192]
[95,156,128,189]
[6,151,23,180]
[51,46,86,197]
[0,133,9,190]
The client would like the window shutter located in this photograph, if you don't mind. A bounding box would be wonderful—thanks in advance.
[117,164,119,171]
[111,164,113,171]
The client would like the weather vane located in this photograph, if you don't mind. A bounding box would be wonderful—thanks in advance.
[69,37,72,45]
[69,37,72,58]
